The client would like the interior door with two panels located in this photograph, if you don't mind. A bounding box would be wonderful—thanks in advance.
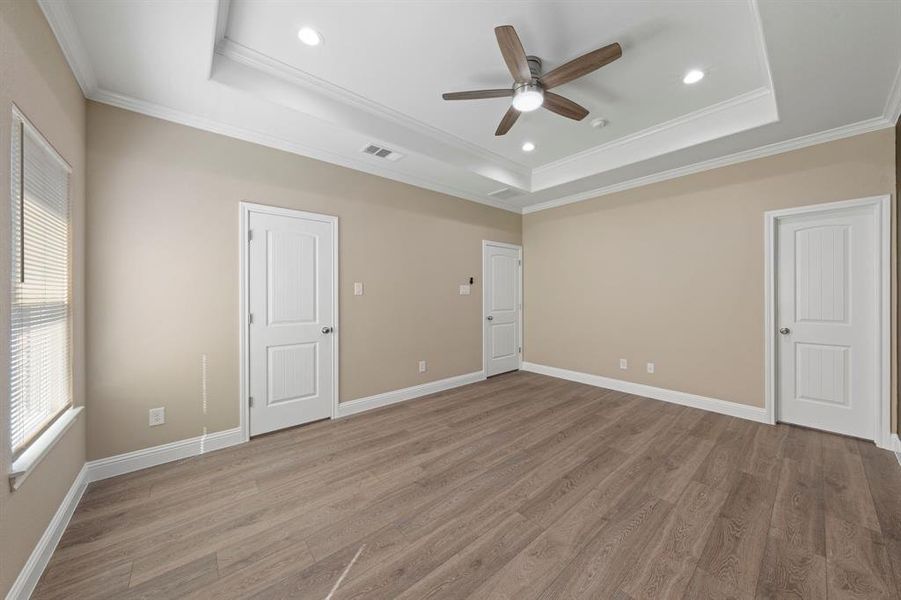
[484,242,521,377]
[249,210,335,436]
[776,206,876,440]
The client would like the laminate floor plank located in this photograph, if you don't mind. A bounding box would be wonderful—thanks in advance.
[30,372,901,600]
[754,534,826,599]
[825,514,896,599]
[692,471,778,596]
[768,457,825,555]
[618,481,729,599]
[822,434,881,531]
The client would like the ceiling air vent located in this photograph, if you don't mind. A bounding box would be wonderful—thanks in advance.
[488,187,521,201]
[361,144,403,161]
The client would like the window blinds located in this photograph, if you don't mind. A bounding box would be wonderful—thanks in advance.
[10,112,72,457]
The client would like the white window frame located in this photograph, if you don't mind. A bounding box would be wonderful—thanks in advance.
[8,107,82,491]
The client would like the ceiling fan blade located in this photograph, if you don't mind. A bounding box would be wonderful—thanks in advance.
[543,92,589,121]
[495,106,520,136]
[495,25,532,83]
[539,42,622,89]
[442,89,513,101]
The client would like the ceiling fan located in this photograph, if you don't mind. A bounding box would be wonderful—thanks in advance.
[442,26,622,136]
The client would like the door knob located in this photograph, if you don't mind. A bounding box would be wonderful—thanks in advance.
[779,327,791,335]
[486,315,494,321]
[321,326,334,334]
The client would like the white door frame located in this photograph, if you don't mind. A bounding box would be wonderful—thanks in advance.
[239,202,340,441]
[482,240,523,376]
[764,195,891,448]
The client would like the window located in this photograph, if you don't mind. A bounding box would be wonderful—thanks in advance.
[9,110,72,461]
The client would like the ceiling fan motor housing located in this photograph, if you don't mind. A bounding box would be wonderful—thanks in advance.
[511,56,545,112]
[526,55,543,80]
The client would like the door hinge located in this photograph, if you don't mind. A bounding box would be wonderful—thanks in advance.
[248,229,253,242]
[519,346,522,353]
[249,396,254,408]
[518,259,522,266]
[249,313,254,325]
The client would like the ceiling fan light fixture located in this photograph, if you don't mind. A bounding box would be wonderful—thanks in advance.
[512,83,544,112]
[297,26,322,46]
[521,141,536,152]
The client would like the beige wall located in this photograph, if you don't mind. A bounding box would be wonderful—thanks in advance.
[0,1,87,596]
[524,128,897,426]
[85,102,521,460]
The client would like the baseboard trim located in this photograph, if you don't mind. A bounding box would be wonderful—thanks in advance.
[521,362,770,424]
[85,427,245,482]
[888,434,901,466]
[335,371,486,418]
[5,464,89,600]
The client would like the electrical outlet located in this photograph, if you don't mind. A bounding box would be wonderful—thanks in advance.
[646,362,655,374]
[419,360,427,373]
[619,358,628,370]
[149,407,165,427]
[354,282,364,296]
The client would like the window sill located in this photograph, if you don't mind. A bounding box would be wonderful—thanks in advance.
[9,406,83,491]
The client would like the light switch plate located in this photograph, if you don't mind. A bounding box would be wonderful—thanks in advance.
[354,282,364,296]
[459,284,471,296]
[149,407,165,427]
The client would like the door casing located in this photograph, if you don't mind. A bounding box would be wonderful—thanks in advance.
[239,202,339,441]
[482,240,523,377]
[764,195,890,448]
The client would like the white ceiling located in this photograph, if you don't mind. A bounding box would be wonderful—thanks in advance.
[41,0,901,213]
[224,0,768,168]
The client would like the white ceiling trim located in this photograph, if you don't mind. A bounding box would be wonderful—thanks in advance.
[89,88,522,213]
[213,7,780,195]
[522,115,894,214]
[531,86,778,191]
[749,0,776,95]
[38,0,97,95]
[215,38,531,179]
[884,60,901,125]
[216,35,781,196]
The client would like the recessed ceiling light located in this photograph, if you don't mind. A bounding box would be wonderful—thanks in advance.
[683,69,704,85]
[297,27,322,46]
[521,141,536,152]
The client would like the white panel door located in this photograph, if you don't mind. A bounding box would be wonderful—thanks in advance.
[249,210,334,436]
[776,207,875,439]
[484,242,521,377]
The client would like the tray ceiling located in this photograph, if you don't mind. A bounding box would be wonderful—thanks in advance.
[41,0,901,212]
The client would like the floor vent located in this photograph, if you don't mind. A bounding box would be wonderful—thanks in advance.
[362,144,403,161]
[488,187,521,201]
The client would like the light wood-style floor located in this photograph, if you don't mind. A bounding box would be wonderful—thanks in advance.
[33,372,901,599]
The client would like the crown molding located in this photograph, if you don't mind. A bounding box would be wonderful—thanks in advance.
[215,38,531,180]
[88,88,522,213]
[532,86,778,190]
[37,0,97,96]
[523,115,894,214]
[749,0,776,95]
[884,60,901,125]
[534,87,774,176]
